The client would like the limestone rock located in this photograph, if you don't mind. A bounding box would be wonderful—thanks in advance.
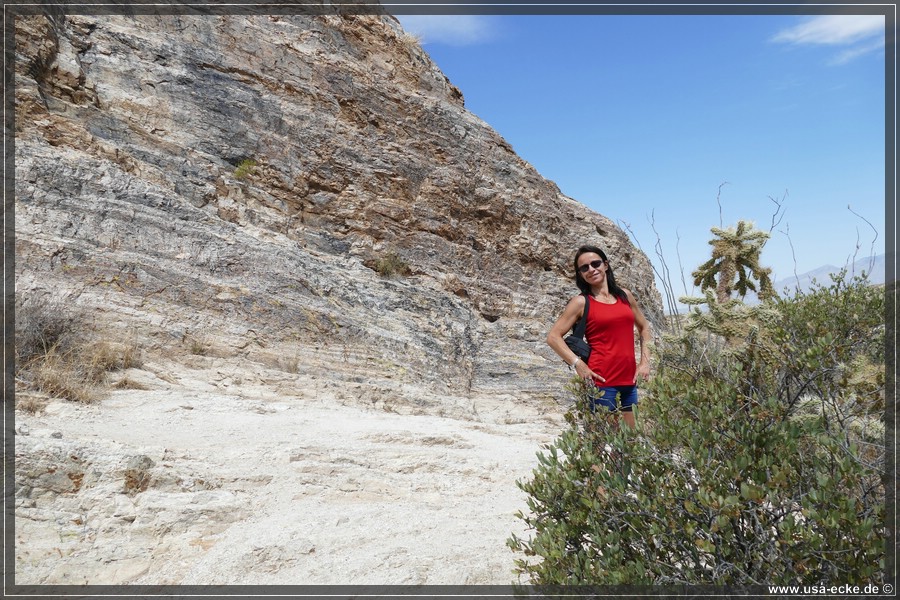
[13,7,665,585]
[15,8,662,409]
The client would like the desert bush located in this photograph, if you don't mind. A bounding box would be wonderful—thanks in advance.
[772,271,885,413]
[15,293,143,404]
[509,274,885,586]
[15,294,81,365]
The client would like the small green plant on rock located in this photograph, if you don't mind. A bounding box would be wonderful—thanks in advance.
[374,251,412,278]
[234,158,257,180]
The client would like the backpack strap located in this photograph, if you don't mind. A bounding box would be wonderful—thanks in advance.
[572,293,590,338]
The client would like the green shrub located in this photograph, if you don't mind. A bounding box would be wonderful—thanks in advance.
[773,271,885,414]
[509,274,885,586]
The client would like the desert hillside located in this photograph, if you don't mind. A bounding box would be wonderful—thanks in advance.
[12,4,663,586]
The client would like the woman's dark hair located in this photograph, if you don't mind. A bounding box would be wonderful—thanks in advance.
[573,245,628,302]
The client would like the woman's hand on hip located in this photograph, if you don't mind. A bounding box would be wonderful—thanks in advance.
[574,360,605,383]
[635,361,651,382]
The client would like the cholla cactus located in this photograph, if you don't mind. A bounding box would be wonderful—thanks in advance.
[680,289,781,359]
[692,220,775,303]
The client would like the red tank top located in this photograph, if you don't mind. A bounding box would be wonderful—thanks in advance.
[585,295,636,386]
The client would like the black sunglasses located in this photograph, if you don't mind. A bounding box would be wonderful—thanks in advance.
[577,259,605,273]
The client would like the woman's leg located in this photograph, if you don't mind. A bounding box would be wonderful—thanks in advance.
[618,386,638,429]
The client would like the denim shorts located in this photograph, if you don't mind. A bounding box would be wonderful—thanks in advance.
[589,385,638,413]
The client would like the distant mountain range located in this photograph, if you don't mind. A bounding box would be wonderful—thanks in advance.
[673,254,890,312]
[772,253,887,294]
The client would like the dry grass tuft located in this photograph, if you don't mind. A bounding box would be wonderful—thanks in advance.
[187,335,210,356]
[400,32,422,53]
[82,340,143,383]
[16,394,49,414]
[15,293,144,403]
[111,376,150,391]
[29,350,97,404]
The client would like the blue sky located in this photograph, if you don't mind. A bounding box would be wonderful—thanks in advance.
[393,11,889,303]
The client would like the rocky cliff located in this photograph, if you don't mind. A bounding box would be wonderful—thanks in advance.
[15,6,662,408]
[12,5,664,585]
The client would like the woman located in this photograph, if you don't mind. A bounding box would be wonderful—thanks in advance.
[547,245,652,428]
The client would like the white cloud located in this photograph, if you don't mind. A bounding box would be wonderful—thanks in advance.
[829,37,886,65]
[772,15,885,64]
[395,15,495,46]
[772,15,883,45]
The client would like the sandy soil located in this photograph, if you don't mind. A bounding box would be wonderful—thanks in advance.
[13,353,566,586]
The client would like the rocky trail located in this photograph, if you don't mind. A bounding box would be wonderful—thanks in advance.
[14,352,565,585]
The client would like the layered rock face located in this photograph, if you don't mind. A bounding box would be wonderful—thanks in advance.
[13,4,666,586]
[15,7,662,410]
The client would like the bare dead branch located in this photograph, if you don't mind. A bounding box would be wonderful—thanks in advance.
[716,181,730,228]
[648,210,682,325]
[619,218,681,328]
[777,223,800,294]
[676,228,689,297]
[847,204,878,277]
[767,189,788,233]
